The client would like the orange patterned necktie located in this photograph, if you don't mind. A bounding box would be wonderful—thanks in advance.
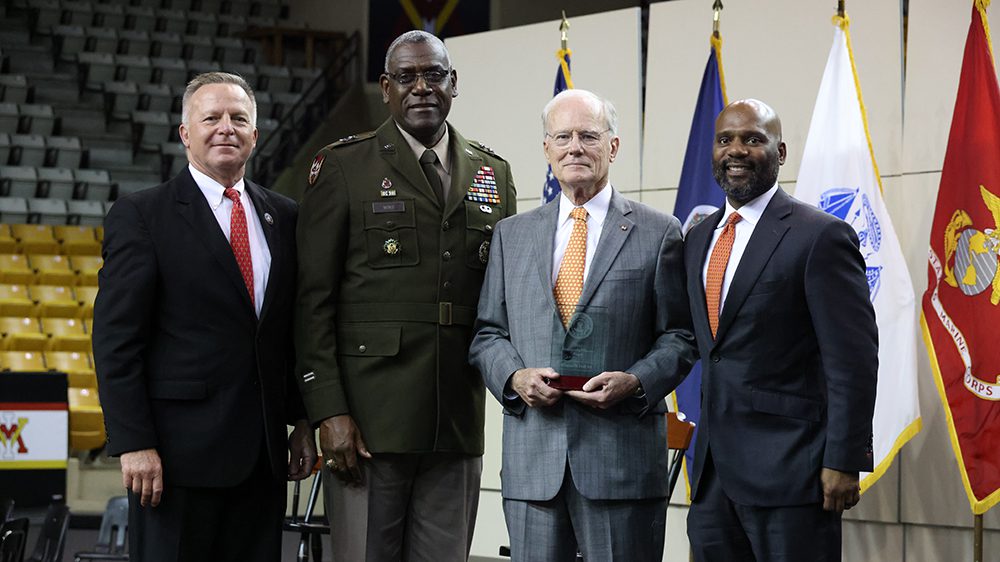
[706,212,742,338]
[554,207,588,328]
[224,187,254,306]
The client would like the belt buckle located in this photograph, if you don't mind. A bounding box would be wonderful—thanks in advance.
[439,302,453,325]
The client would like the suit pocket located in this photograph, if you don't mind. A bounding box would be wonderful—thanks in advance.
[464,201,502,270]
[336,325,401,357]
[604,268,642,281]
[363,199,420,269]
[747,278,785,297]
[148,380,207,400]
[751,388,821,422]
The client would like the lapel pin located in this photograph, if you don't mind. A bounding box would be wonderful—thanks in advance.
[620,224,627,231]
[465,148,475,157]
[264,212,273,225]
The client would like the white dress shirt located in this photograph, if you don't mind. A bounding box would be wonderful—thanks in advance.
[702,184,779,313]
[398,124,452,200]
[190,164,271,316]
[551,183,613,285]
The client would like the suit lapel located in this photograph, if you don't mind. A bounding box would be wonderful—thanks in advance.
[533,200,560,311]
[376,119,442,207]
[687,208,722,343]
[245,180,279,322]
[444,126,482,219]
[715,189,792,341]
[577,189,633,308]
[172,168,255,313]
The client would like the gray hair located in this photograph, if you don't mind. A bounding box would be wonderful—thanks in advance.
[384,30,452,72]
[541,89,619,138]
[181,72,257,126]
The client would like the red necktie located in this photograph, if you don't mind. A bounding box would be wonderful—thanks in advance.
[224,187,254,306]
[706,212,742,338]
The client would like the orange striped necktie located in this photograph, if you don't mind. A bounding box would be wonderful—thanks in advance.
[706,212,742,338]
[554,207,588,328]
[224,187,254,306]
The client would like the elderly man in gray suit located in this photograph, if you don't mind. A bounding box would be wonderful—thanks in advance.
[469,89,697,561]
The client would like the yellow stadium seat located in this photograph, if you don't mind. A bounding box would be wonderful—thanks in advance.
[45,351,96,388]
[68,387,106,452]
[0,253,34,284]
[41,317,90,351]
[69,255,102,286]
[30,284,80,317]
[0,225,17,253]
[0,316,46,351]
[0,283,34,317]
[0,350,46,371]
[11,224,59,254]
[76,285,97,319]
[96,226,104,242]
[53,225,101,256]
[29,254,76,286]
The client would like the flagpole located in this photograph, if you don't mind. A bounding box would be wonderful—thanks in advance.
[712,0,723,39]
[560,10,569,51]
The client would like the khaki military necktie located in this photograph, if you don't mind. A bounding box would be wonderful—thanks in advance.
[554,207,589,328]
[706,211,742,338]
[419,149,445,206]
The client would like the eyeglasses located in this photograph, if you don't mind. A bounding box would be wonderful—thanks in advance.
[545,129,611,148]
[385,69,452,86]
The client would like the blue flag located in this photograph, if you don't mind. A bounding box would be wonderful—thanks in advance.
[543,48,574,203]
[672,37,726,495]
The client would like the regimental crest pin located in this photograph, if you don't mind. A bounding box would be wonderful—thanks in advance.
[380,177,396,197]
[478,240,490,264]
[308,154,325,186]
[264,212,273,225]
[383,238,400,255]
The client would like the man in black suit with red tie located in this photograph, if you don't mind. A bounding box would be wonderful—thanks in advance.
[683,99,877,561]
[93,72,316,562]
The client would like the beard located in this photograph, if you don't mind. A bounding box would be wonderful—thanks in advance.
[712,155,781,205]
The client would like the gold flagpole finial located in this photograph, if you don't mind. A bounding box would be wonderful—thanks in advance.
[712,0,724,38]
[837,0,845,17]
[560,10,570,50]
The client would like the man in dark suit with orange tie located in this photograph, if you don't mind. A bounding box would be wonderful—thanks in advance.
[93,72,316,562]
[683,99,877,561]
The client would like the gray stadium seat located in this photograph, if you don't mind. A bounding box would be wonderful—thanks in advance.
[151,57,187,85]
[186,60,221,81]
[0,104,19,134]
[131,111,171,151]
[78,52,117,90]
[93,3,126,29]
[160,141,187,179]
[46,137,83,169]
[0,197,29,223]
[18,105,55,136]
[138,83,173,113]
[0,75,30,104]
[66,200,105,226]
[187,13,219,36]
[85,27,119,55]
[10,135,46,167]
[254,0,282,19]
[62,0,95,27]
[27,197,69,224]
[270,92,301,119]
[150,32,184,59]
[117,55,154,85]
[159,9,189,35]
[119,30,151,57]
[124,6,157,32]
[0,166,38,198]
[291,67,321,93]
[103,81,140,119]
[29,0,63,33]
[184,35,215,62]
[194,0,225,15]
[53,25,87,61]
[0,134,10,166]
[216,14,247,36]
[74,169,112,201]
[254,90,272,120]
[226,0,252,18]
[38,168,77,200]
[226,63,258,88]
[258,65,291,93]
[214,37,250,64]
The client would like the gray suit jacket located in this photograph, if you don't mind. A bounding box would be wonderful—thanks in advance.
[469,189,696,502]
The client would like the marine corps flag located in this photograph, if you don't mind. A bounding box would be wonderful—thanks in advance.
[923,0,1000,515]
[795,12,921,494]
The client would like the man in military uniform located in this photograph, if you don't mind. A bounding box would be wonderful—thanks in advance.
[295,30,516,560]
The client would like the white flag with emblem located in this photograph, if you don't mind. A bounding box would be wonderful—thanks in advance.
[794,15,921,493]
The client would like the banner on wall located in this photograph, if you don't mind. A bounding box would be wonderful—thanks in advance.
[795,13,921,495]
[669,33,726,499]
[542,47,574,204]
[922,0,1000,515]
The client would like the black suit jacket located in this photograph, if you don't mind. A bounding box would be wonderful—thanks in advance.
[683,187,877,507]
[94,168,303,488]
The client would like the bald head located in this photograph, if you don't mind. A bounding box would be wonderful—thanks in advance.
[712,98,787,208]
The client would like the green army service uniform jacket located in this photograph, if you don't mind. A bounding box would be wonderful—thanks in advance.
[295,118,517,455]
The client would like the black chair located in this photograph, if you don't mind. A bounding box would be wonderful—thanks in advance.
[26,503,69,562]
[1,529,26,562]
[283,458,328,562]
[0,499,12,523]
[0,518,28,562]
[74,496,128,562]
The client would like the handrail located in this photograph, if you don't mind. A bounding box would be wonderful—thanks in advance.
[249,30,361,187]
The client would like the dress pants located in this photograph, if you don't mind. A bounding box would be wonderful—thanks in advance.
[503,464,666,562]
[324,452,482,562]
[687,450,842,562]
[127,448,285,562]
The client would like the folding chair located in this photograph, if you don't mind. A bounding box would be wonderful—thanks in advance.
[666,411,696,499]
[25,502,69,562]
[0,498,12,522]
[283,458,328,562]
[0,521,27,562]
[74,496,128,562]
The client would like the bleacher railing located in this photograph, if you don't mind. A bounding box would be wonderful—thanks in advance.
[248,30,360,188]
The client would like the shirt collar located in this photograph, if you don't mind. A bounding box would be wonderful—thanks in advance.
[189,164,246,211]
[396,123,451,173]
[718,183,779,229]
[558,182,613,227]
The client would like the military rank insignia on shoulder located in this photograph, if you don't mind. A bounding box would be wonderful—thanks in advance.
[326,131,376,150]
